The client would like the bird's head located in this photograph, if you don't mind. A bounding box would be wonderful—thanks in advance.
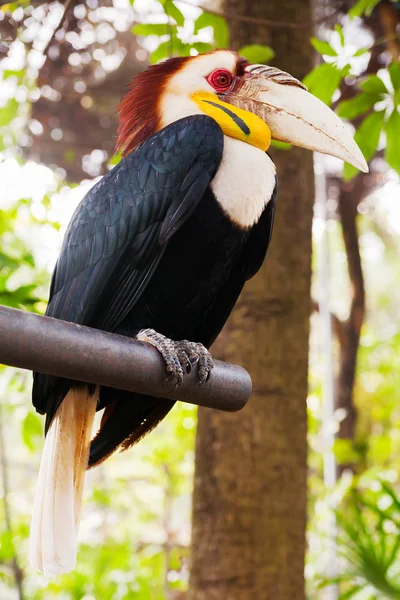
[117,50,367,173]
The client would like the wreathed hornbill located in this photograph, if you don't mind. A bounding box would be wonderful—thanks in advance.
[29,50,367,576]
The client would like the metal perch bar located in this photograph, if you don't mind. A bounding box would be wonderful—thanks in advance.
[0,305,252,412]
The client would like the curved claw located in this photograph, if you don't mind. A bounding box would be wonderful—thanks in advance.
[137,329,213,388]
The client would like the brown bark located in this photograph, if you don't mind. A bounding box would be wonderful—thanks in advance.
[378,0,400,61]
[335,179,366,448]
[190,2,314,599]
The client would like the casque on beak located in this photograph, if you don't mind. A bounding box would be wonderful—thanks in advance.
[220,64,369,173]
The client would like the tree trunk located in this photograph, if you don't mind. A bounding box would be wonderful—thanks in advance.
[189,2,314,599]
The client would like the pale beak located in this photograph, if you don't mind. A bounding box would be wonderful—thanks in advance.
[221,64,368,173]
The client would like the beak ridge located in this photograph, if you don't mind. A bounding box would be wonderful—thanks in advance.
[222,64,368,173]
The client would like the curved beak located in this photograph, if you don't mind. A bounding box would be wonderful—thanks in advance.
[221,64,368,173]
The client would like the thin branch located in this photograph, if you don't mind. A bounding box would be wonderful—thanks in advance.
[311,299,346,349]
[0,404,25,600]
[178,0,345,30]
[42,0,76,60]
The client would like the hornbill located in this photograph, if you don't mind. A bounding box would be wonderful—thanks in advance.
[29,50,367,576]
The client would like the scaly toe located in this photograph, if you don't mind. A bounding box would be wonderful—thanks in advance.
[137,328,184,388]
[176,340,213,385]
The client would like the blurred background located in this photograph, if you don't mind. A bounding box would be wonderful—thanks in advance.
[0,0,399,598]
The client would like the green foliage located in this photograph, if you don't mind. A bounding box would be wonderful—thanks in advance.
[0,98,19,128]
[337,69,400,179]
[349,0,382,18]
[237,44,274,64]
[133,23,171,36]
[385,108,400,174]
[343,110,386,180]
[194,12,229,48]
[303,63,346,105]
[0,2,399,599]
[337,92,380,120]
[389,62,400,100]
[21,411,42,451]
[319,482,400,599]
[310,37,338,57]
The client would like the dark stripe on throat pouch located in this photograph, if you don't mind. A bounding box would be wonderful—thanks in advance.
[203,100,250,135]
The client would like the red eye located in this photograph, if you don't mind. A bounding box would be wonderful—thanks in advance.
[206,69,233,92]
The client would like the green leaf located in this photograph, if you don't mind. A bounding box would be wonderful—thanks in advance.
[132,23,170,36]
[270,140,292,150]
[349,0,380,18]
[194,12,229,47]
[22,411,42,451]
[303,63,342,105]
[3,69,24,80]
[108,151,122,166]
[193,42,213,54]
[353,47,370,57]
[0,98,19,127]
[172,39,193,56]
[194,11,215,33]
[0,531,14,561]
[212,15,229,47]
[360,75,388,95]
[343,110,385,180]
[337,92,380,119]
[149,41,170,64]
[334,24,345,47]
[333,439,360,464]
[310,37,337,56]
[385,108,400,175]
[340,585,365,599]
[389,61,400,90]
[165,0,184,26]
[238,44,274,64]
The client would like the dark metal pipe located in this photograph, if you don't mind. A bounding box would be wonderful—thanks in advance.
[0,305,252,412]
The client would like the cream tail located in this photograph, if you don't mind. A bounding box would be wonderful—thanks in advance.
[29,387,98,577]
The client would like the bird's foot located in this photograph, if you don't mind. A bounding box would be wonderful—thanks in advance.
[137,328,213,388]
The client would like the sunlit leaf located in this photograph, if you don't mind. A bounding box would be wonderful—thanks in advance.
[389,61,400,92]
[193,11,215,32]
[165,0,184,26]
[343,110,385,180]
[389,62,400,106]
[22,411,42,451]
[385,108,400,175]
[337,92,380,119]
[270,140,292,150]
[238,44,274,64]
[3,69,24,80]
[310,37,337,56]
[133,23,170,36]
[349,0,381,18]
[108,151,122,166]
[193,42,213,54]
[194,12,229,47]
[335,24,345,47]
[149,41,170,64]
[303,63,342,105]
[360,75,388,95]
[0,98,19,127]
[354,47,370,58]
[0,531,14,560]
[333,438,360,464]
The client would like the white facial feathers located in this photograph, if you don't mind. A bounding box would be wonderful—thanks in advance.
[159,51,237,129]
[211,137,276,229]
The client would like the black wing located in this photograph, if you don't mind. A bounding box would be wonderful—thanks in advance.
[33,115,223,415]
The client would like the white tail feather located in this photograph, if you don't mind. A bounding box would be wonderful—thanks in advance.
[29,388,98,577]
